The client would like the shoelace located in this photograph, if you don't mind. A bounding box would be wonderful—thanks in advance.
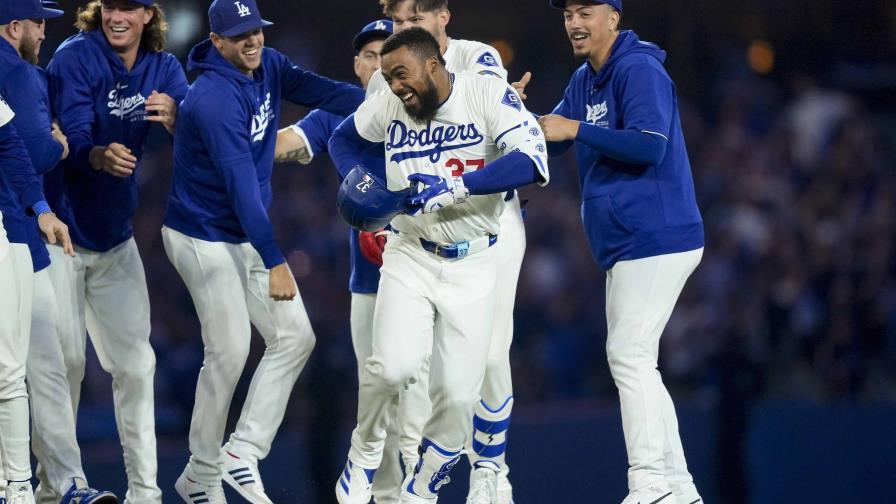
[467,474,495,504]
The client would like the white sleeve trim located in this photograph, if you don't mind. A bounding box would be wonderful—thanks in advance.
[641,129,669,141]
[288,124,315,162]
[0,97,14,127]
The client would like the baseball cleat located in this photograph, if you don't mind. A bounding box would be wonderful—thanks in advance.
[465,466,497,504]
[496,468,514,504]
[673,483,702,504]
[621,483,674,504]
[335,459,376,504]
[5,480,35,504]
[175,469,226,504]
[221,451,273,504]
[60,479,118,504]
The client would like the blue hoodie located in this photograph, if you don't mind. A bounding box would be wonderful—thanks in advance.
[46,29,188,252]
[0,105,47,253]
[164,40,364,269]
[294,109,385,293]
[0,39,62,271]
[550,31,703,270]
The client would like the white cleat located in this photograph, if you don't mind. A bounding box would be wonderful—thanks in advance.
[465,467,497,504]
[221,451,273,504]
[335,459,376,504]
[621,483,674,504]
[674,483,702,504]
[6,480,36,504]
[496,468,514,504]
[175,469,227,504]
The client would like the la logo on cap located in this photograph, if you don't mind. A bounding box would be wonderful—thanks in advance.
[234,1,251,17]
[374,20,386,30]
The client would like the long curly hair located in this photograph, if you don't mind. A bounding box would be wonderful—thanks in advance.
[75,0,169,53]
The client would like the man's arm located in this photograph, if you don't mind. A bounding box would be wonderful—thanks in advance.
[46,50,98,173]
[275,109,343,164]
[328,115,380,180]
[3,67,63,174]
[277,51,365,118]
[0,107,74,255]
[145,54,190,136]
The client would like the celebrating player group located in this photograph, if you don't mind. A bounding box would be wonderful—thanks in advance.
[0,0,705,502]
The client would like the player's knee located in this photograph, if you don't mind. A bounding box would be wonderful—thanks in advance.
[366,360,416,392]
[207,340,251,378]
[275,327,316,362]
[0,376,26,400]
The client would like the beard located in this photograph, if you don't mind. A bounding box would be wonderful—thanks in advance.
[404,76,442,124]
[20,36,39,65]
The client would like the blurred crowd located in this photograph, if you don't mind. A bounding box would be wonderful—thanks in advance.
[47,0,894,465]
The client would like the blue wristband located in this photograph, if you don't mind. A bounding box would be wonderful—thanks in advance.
[32,200,51,216]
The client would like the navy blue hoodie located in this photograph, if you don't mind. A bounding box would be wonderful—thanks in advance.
[551,31,703,270]
[0,39,62,271]
[164,40,364,268]
[46,29,188,252]
[0,97,46,255]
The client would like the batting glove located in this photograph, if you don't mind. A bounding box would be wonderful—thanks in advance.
[358,228,390,266]
[406,173,470,214]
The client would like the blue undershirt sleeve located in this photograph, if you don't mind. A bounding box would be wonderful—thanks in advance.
[328,115,378,180]
[461,151,540,195]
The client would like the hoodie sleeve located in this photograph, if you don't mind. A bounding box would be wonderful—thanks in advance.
[0,108,47,213]
[274,51,365,118]
[617,58,674,141]
[2,65,63,175]
[161,53,189,104]
[193,91,285,269]
[547,81,575,157]
[46,49,97,174]
[293,109,344,159]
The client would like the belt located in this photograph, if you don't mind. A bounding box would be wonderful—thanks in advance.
[419,235,498,259]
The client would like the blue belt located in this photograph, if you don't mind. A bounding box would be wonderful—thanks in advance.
[418,235,498,259]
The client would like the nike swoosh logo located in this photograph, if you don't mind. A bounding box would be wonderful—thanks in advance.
[639,492,674,504]
[688,500,702,504]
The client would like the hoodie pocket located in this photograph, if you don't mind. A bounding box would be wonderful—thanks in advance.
[581,195,634,268]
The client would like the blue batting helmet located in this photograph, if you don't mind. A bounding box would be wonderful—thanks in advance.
[337,166,411,232]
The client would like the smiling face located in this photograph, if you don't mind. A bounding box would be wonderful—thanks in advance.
[101,0,153,55]
[563,1,619,61]
[212,28,264,76]
[381,45,442,123]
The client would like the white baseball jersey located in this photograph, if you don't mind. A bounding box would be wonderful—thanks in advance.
[0,95,15,258]
[366,38,508,98]
[354,71,548,243]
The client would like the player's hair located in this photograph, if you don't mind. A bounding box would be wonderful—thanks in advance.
[379,0,448,17]
[75,0,169,53]
[380,27,446,66]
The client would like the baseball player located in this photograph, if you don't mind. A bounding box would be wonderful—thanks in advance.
[329,28,548,504]
[162,1,365,502]
[274,19,406,504]
[44,0,189,501]
[0,1,118,502]
[366,2,528,502]
[539,1,704,503]
[0,94,74,504]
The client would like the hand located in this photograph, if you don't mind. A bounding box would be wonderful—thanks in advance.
[511,71,532,101]
[406,173,470,215]
[537,114,581,142]
[89,143,137,177]
[51,121,69,160]
[359,228,390,266]
[37,212,75,257]
[144,90,178,135]
[269,262,297,301]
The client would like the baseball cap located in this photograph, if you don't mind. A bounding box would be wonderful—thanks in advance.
[549,0,623,11]
[0,0,63,24]
[352,19,393,52]
[208,0,273,38]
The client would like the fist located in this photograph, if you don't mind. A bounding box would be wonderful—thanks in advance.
[359,228,390,266]
[537,114,580,142]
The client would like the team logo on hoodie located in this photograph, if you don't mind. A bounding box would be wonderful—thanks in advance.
[586,101,609,128]
[107,83,146,121]
[251,93,273,143]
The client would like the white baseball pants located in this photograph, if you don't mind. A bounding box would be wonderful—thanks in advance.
[605,247,703,493]
[162,227,316,485]
[44,238,160,502]
[398,197,525,472]
[0,244,33,483]
[350,293,403,504]
[28,265,86,498]
[348,232,496,470]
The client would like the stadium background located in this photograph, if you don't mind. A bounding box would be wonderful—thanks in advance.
[33,0,896,502]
